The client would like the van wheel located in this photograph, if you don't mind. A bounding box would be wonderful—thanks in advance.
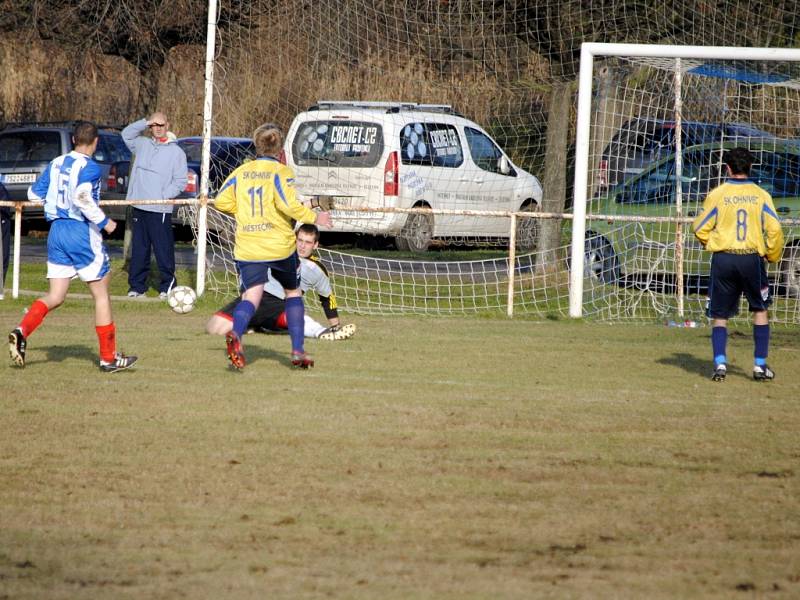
[515,201,539,252]
[780,243,800,297]
[396,209,433,252]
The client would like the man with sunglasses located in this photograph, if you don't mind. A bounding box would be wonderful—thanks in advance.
[122,112,188,299]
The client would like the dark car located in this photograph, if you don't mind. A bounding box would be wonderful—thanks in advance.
[596,119,775,195]
[90,135,255,232]
[177,136,256,197]
[0,122,131,228]
[585,139,800,295]
[174,136,255,230]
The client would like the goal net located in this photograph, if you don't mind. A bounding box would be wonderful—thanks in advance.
[177,5,800,324]
[571,44,800,324]
[202,236,571,317]
[186,0,573,317]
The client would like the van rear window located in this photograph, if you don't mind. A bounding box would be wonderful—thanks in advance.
[292,121,383,168]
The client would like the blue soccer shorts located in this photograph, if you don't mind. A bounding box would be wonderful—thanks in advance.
[236,252,301,293]
[706,252,771,319]
[46,219,110,282]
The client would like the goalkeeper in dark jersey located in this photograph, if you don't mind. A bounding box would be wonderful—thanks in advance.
[206,224,356,341]
[692,147,784,382]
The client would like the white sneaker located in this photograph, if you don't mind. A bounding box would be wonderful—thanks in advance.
[753,364,775,381]
[319,323,356,341]
[127,290,144,298]
[159,292,168,300]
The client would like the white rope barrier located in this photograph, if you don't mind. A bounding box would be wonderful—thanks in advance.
[2,199,799,312]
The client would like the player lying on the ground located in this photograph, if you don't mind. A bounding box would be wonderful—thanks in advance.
[206,224,356,341]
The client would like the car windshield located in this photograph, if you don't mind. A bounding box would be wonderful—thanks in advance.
[614,145,800,205]
[291,121,384,168]
[0,131,61,165]
[178,140,255,164]
[607,121,775,158]
[615,148,724,205]
[178,140,205,162]
[95,133,131,164]
[725,124,774,138]
[750,149,800,198]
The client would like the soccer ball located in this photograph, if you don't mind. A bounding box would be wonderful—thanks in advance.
[167,286,197,314]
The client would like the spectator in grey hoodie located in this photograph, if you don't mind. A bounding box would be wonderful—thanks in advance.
[122,112,188,299]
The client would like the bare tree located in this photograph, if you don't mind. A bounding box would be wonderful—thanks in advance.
[496,0,800,265]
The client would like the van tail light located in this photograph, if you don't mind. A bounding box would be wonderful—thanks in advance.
[278,149,287,165]
[384,151,398,196]
[185,170,198,195]
[597,159,608,186]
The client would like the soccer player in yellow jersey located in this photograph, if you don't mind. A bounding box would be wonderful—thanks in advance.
[214,122,332,370]
[693,147,784,382]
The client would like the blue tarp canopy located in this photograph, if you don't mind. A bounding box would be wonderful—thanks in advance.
[688,63,792,85]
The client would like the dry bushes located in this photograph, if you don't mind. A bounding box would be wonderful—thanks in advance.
[0,34,138,125]
[0,8,553,170]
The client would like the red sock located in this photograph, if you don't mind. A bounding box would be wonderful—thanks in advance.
[95,323,116,363]
[19,299,49,337]
[276,311,288,329]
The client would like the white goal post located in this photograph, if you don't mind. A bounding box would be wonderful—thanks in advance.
[194,0,219,297]
[571,43,800,318]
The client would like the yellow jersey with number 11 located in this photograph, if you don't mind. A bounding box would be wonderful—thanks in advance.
[215,156,318,261]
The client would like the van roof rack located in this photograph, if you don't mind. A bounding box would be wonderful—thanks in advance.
[309,101,461,116]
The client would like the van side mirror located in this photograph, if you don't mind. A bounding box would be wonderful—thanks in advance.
[498,155,511,175]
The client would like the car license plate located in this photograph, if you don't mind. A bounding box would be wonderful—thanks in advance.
[1,173,37,184]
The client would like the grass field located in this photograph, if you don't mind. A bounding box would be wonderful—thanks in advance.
[1,294,799,599]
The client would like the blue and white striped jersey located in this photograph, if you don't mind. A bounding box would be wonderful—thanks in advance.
[28,151,108,228]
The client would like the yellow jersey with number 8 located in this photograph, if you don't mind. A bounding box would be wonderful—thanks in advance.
[692,178,784,263]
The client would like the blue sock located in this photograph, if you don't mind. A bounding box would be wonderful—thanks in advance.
[753,324,769,366]
[232,300,256,338]
[285,296,305,353]
[711,326,727,366]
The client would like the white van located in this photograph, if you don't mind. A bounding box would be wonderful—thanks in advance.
[284,101,543,251]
